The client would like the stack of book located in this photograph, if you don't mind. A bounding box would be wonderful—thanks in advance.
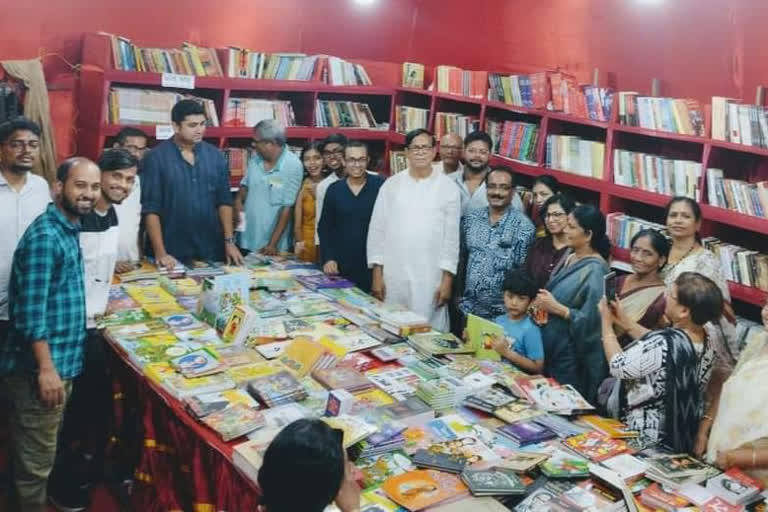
[563,431,633,462]
[394,105,429,133]
[103,33,223,76]
[246,370,308,407]
[550,72,614,122]
[434,65,488,98]
[643,453,719,489]
[463,388,515,413]
[311,367,373,393]
[222,98,296,128]
[368,305,431,336]
[295,274,355,291]
[546,134,605,178]
[389,150,407,174]
[402,62,425,89]
[223,148,249,183]
[488,72,551,109]
[605,212,666,251]
[487,120,539,163]
[461,467,527,497]
[706,168,768,218]
[496,419,557,446]
[201,403,265,441]
[613,148,702,200]
[617,92,705,136]
[184,388,260,419]
[314,100,378,128]
[434,112,480,139]
[170,348,227,378]
[107,87,220,126]
[706,468,764,506]
[702,236,768,291]
[406,332,473,357]
[414,377,469,411]
[412,449,468,474]
[712,97,768,147]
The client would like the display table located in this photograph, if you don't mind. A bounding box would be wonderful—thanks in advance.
[106,335,261,512]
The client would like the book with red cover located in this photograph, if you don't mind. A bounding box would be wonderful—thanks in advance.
[564,431,632,462]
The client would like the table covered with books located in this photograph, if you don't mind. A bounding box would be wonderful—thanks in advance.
[103,255,768,512]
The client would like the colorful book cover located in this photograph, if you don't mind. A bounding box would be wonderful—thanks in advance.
[381,470,468,511]
[201,403,265,441]
[174,326,221,344]
[247,370,304,403]
[357,451,414,490]
[461,467,526,494]
[162,312,205,332]
[226,362,282,385]
[466,314,504,361]
[278,337,328,377]
[185,388,259,417]
[197,272,250,330]
[564,431,632,462]
[323,415,379,448]
[408,332,474,356]
[412,449,468,474]
[221,304,260,345]
[539,448,591,478]
[312,366,371,391]
[100,308,151,327]
[171,347,225,377]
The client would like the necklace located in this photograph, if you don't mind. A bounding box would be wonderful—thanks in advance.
[666,242,697,272]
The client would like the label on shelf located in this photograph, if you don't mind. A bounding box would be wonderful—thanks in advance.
[161,73,195,90]
[155,125,174,140]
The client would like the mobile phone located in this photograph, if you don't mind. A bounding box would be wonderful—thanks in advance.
[604,271,617,301]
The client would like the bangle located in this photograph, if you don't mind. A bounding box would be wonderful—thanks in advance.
[702,414,714,422]
[753,446,757,468]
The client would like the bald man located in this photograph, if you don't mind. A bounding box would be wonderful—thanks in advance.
[433,133,464,175]
[1,157,100,511]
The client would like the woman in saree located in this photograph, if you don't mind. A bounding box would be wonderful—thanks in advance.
[599,272,721,451]
[610,229,669,346]
[535,203,611,404]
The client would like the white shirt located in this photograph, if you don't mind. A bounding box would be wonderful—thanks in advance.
[433,160,464,175]
[79,206,120,328]
[0,172,51,320]
[447,169,524,216]
[114,176,142,262]
[367,167,460,331]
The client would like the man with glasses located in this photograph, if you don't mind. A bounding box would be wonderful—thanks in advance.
[318,141,383,292]
[448,130,524,216]
[142,99,242,265]
[434,133,464,175]
[458,166,535,320]
[0,117,50,344]
[112,127,148,273]
[368,128,460,331]
[314,133,348,249]
[234,119,303,256]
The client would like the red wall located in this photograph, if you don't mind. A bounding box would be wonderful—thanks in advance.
[3,0,768,155]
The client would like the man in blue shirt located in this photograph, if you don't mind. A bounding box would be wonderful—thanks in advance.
[459,166,535,319]
[234,119,303,255]
[0,157,100,511]
[141,99,243,266]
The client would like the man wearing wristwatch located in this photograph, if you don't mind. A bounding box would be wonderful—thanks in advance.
[141,99,244,266]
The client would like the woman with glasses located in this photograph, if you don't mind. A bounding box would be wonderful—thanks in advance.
[293,142,325,262]
[524,193,575,289]
[599,272,720,452]
[607,229,670,347]
[530,175,560,238]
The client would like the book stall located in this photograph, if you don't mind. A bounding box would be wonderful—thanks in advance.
[102,254,768,512]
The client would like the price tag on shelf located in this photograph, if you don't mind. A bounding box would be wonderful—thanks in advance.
[161,73,195,90]
[155,125,174,140]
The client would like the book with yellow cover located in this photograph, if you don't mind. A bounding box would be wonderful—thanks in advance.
[124,284,177,305]
[580,415,639,439]
[226,362,282,385]
[381,469,468,511]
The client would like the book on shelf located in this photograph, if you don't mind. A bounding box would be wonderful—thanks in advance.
[107,87,220,126]
[486,119,539,163]
[550,72,614,122]
[434,112,480,140]
[702,236,768,291]
[222,97,296,127]
[613,148,701,200]
[488,71,551,109]
[435,65,488,99]
[546,134,605,178]
[223,148,249,182]
[315,100,378,128]
[327,56,373,86]
[101,33,223,76]
[706,168,768,218]
[712,96,768,148]
[224,50,371,85]
[605,212,666,251]
[389,150,407,174]
[617,93,705,136]
[394,105,429,133]
[402,62,425,89]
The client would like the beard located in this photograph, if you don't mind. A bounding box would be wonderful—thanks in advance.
[9,163,33,174]
[464,160,487,173]
[61,194,94,217]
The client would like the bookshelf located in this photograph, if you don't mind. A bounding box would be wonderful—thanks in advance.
[76,33,768,309]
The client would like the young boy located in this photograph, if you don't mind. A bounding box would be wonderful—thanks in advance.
[491,269,544,374]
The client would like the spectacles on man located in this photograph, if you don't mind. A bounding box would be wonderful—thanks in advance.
[407,144,434,153]
[346,157,368,166]
[5,140,40,151]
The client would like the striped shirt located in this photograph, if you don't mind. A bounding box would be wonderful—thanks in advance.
[1,203,87,379]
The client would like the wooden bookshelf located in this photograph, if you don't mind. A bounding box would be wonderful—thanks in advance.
[76,33,768,308]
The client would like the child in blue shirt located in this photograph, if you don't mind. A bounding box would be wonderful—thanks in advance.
[492,269,545,373]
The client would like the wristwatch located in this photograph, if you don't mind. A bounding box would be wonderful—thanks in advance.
[224,236,236,244]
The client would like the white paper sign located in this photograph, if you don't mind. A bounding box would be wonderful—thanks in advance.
[161,73,195,90]
[155,125,174,140]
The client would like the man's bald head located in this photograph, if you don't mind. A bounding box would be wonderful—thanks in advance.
[439,133,464,170]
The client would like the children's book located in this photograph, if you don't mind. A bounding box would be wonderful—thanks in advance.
[197,272,250,330]
[467,314,505,361]
[202,403,265,441]
[539,448,591,478]
[564,431,632,462]
[221,304,260,345]
[162,312,205,332]
[323,415,379,448]
[171,347,225,378]
[381,469,469,511]
[184,388,259,418]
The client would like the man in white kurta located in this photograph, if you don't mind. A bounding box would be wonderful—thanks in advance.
[367,129,460,331]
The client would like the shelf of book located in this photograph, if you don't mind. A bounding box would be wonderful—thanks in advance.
[548,111,610,129]
[611,247,768,306]
[610,124,708,145]
[606,184,675,208]
[699,204,768,236]
[709,139,768,158]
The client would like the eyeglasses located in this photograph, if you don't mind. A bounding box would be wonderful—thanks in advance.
[545,212,566,219]
[4,140,40,151]
[346,157,368,166]
[407,145,434,153]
